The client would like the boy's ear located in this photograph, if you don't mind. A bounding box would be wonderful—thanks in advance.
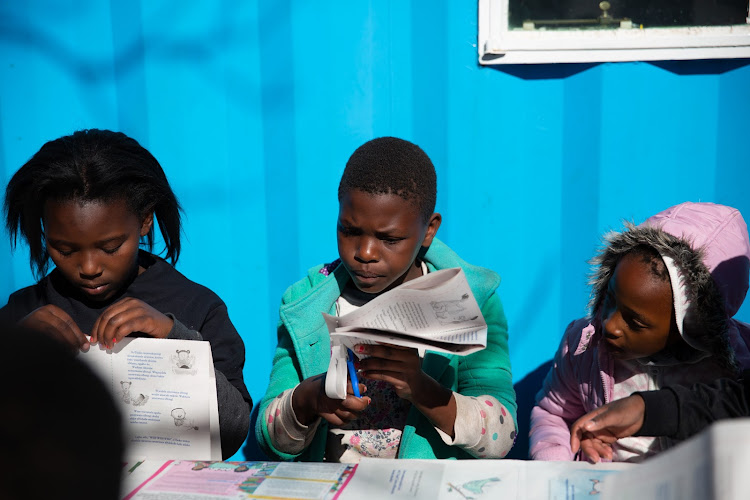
[140,213,154,237]
[421,212,442,248]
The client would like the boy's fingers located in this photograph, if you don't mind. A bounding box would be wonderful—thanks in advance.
[358,343,416,360]
[342,395,371,411]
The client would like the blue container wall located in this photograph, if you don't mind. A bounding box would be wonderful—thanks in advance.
[2,1,749,459]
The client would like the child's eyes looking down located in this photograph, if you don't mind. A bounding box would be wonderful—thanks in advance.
[50,242,125,257]
[337,224,405,246]
[603,289,648,331]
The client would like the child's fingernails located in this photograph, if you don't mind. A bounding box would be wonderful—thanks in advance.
[355,345,365,353]
[113,338,117,345]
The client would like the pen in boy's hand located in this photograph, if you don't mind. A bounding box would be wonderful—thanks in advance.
[346,348,361,397]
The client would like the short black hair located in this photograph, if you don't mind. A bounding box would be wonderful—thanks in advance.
[4,129,182,279]
[338,137,437,223]
[627,244,671,283]
[0,323,123,500]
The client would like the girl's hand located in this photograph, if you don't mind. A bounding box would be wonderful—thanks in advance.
[90,297,174,348]
[570,395,646,463]
[292,374,369,427]
[355,343,429,402]
[19,305,89,351]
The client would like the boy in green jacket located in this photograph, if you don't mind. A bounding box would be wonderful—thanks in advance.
[256,137,517,461]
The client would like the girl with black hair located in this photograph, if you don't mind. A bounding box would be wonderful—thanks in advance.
[1,129,251,458]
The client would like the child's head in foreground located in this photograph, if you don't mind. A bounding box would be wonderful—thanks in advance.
[4,129,181,302]
[590,202,747,370]
[337,137,442,295]
[0,322,123,500]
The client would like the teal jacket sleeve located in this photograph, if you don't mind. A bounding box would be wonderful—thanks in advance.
[459,292,517,427]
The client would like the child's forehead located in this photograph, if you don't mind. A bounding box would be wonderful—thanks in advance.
[339,189,420,217]
[337,191,429,236]
[612,253,673,299]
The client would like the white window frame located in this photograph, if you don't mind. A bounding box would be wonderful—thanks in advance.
[479,0,750,64]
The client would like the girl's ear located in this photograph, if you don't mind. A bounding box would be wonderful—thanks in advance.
[421,212,442,248]
[140,213,154,237]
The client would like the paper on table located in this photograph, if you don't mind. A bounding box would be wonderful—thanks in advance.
[337,458,633,500]
[602,418,750,500]
[121,460,355,500]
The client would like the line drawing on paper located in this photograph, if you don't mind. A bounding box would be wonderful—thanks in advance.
[446,477,501,499]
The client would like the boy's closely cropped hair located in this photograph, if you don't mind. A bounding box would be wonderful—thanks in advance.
[530,201,750,462]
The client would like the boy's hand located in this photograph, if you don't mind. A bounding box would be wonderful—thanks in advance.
[90,297,174,348]
[570,395,646,463]
[19,305,89,351]
[293,374,369,427]
[356,343,457,438]
[355,343,428,402]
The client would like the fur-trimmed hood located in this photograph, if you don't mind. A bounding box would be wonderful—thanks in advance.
[589,202,750,370]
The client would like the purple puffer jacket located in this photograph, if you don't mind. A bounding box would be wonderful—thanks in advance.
[530,202,750,461]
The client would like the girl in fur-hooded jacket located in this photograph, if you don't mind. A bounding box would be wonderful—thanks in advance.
[530,202,750,462]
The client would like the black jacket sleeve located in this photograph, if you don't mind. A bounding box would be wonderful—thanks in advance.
[635,370,750,440]
[169,316,251,459]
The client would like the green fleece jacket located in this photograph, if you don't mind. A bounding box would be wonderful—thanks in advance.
[255,239,517,460]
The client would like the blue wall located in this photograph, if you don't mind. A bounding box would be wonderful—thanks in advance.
[2,1,749,460]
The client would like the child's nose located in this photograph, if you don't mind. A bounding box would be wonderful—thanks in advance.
[603,310,622,339]
[355,237,378,262]
[79,251,103,278]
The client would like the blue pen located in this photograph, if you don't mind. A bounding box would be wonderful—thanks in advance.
[346,348,361,397]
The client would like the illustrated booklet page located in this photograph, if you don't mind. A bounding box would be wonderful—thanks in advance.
[325,267,487,398]
[338,458,634,500]
[120,460,355,500]
[78,337,221,460]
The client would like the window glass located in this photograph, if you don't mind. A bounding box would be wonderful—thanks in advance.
[509,0,749,30]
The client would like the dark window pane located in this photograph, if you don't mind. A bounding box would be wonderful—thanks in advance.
[509,0,749,30]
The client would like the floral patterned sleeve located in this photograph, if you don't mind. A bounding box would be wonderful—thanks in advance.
[436,393,516,458]
[264,386,321,455]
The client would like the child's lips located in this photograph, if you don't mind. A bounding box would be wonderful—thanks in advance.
[353,270,381,280]
[80,283,109,296]
[605,340,624,355]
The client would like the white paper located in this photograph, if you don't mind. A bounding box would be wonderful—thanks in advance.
[78,337,221,460]
[602,418,750,500]
[324,268,488,399]
[338,459,445,499]
[338,458,633,500]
